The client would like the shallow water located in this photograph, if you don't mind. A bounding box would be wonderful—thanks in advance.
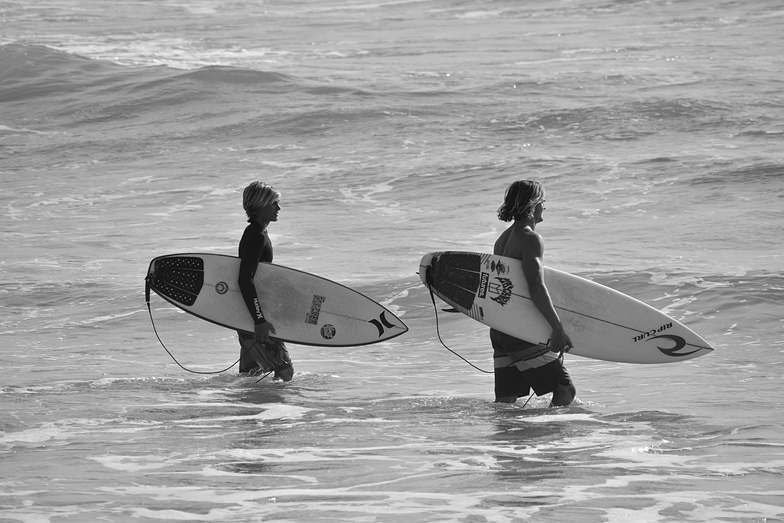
[2,0,783,521]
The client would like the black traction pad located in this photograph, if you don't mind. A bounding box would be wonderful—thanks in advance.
[429,252,481,311]
[149,256,204,306]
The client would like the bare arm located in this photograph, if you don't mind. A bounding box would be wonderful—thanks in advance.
[520,232,572,352]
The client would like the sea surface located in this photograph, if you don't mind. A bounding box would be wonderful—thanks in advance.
[1,1,783,521]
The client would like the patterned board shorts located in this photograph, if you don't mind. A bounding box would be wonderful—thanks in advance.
[491,329,573,400]
[237,331,293,377]
[494,358,573,399]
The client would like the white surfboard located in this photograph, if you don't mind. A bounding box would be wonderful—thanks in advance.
[146,253,408,346]
[419,251,713,364]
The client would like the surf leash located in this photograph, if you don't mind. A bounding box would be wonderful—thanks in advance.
[254,371,273,384]
[424,268,493,374]
[145,275,240,375]
[422,268,572,413]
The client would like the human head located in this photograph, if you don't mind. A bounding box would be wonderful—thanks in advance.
[497,180,545,223]
[242,181,281,223]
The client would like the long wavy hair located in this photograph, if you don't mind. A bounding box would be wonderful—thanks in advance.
[497,180,544,222]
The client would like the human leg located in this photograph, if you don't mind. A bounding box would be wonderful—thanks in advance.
[238,331,261,373]
[492,332,539,403]
[494,365,531,403]
[268,340,294,382]
[237,332,294,380]
[549,364,576,407]
[523,359,576,407]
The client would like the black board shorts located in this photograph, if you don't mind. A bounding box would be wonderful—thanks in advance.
[494,359,573,400]
[491,328,573,400]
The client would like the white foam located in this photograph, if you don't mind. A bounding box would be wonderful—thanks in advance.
[219,446,399,464]
[377,288,410,316]
[91,454,173,472]
[47,37,289,70]
[257,403,310,421]
[521,413,608,424]
[0,422,78,446]
[455,10,503,19]
[196,465,319,484]
[0,124,48,135]
[160,403,311,425]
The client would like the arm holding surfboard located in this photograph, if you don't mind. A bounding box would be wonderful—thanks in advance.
[238,238,276,343]
[514,230,572,355]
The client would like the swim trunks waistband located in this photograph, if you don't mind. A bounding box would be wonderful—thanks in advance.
[493,344,559,372]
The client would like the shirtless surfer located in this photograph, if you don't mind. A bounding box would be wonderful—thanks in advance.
[491,180,576,406]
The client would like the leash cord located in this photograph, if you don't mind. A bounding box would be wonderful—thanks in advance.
[426,277,493,374]
[428,281,539,407]
[423,269,570,407]
[146,291,239,375]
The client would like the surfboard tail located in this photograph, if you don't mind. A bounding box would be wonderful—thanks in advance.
[147,255,205,308]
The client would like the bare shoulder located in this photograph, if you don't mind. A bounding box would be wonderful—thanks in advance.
[495,225,543,259]
[493,227,512,255]
[521,228,544,253]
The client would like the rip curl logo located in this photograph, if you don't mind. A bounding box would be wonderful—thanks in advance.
[488,277,513,307]
[305,295,326,325]
[633,322,673,342]
[215,281,228,295]
[649,334,701,357]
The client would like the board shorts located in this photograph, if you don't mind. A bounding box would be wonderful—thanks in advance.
[237,331,293,380]
[491,329,573,401]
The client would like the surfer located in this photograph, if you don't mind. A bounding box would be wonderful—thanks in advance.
[236,181,294,381]
[491,180,576,406]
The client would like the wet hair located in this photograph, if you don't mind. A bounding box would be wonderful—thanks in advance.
[497,180,544,222]
[242,181,280,220]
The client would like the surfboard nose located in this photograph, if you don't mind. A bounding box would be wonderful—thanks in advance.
[686,332,716,358]
[376,309,409,338]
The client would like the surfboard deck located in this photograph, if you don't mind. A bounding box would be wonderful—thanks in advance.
[420,251,713,364]
[146,253,408,347]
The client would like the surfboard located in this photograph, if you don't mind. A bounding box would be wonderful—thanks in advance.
[419,251,713,364]
[146,253,408,346]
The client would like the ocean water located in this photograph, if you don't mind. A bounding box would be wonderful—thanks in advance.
[1,0,783,521]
